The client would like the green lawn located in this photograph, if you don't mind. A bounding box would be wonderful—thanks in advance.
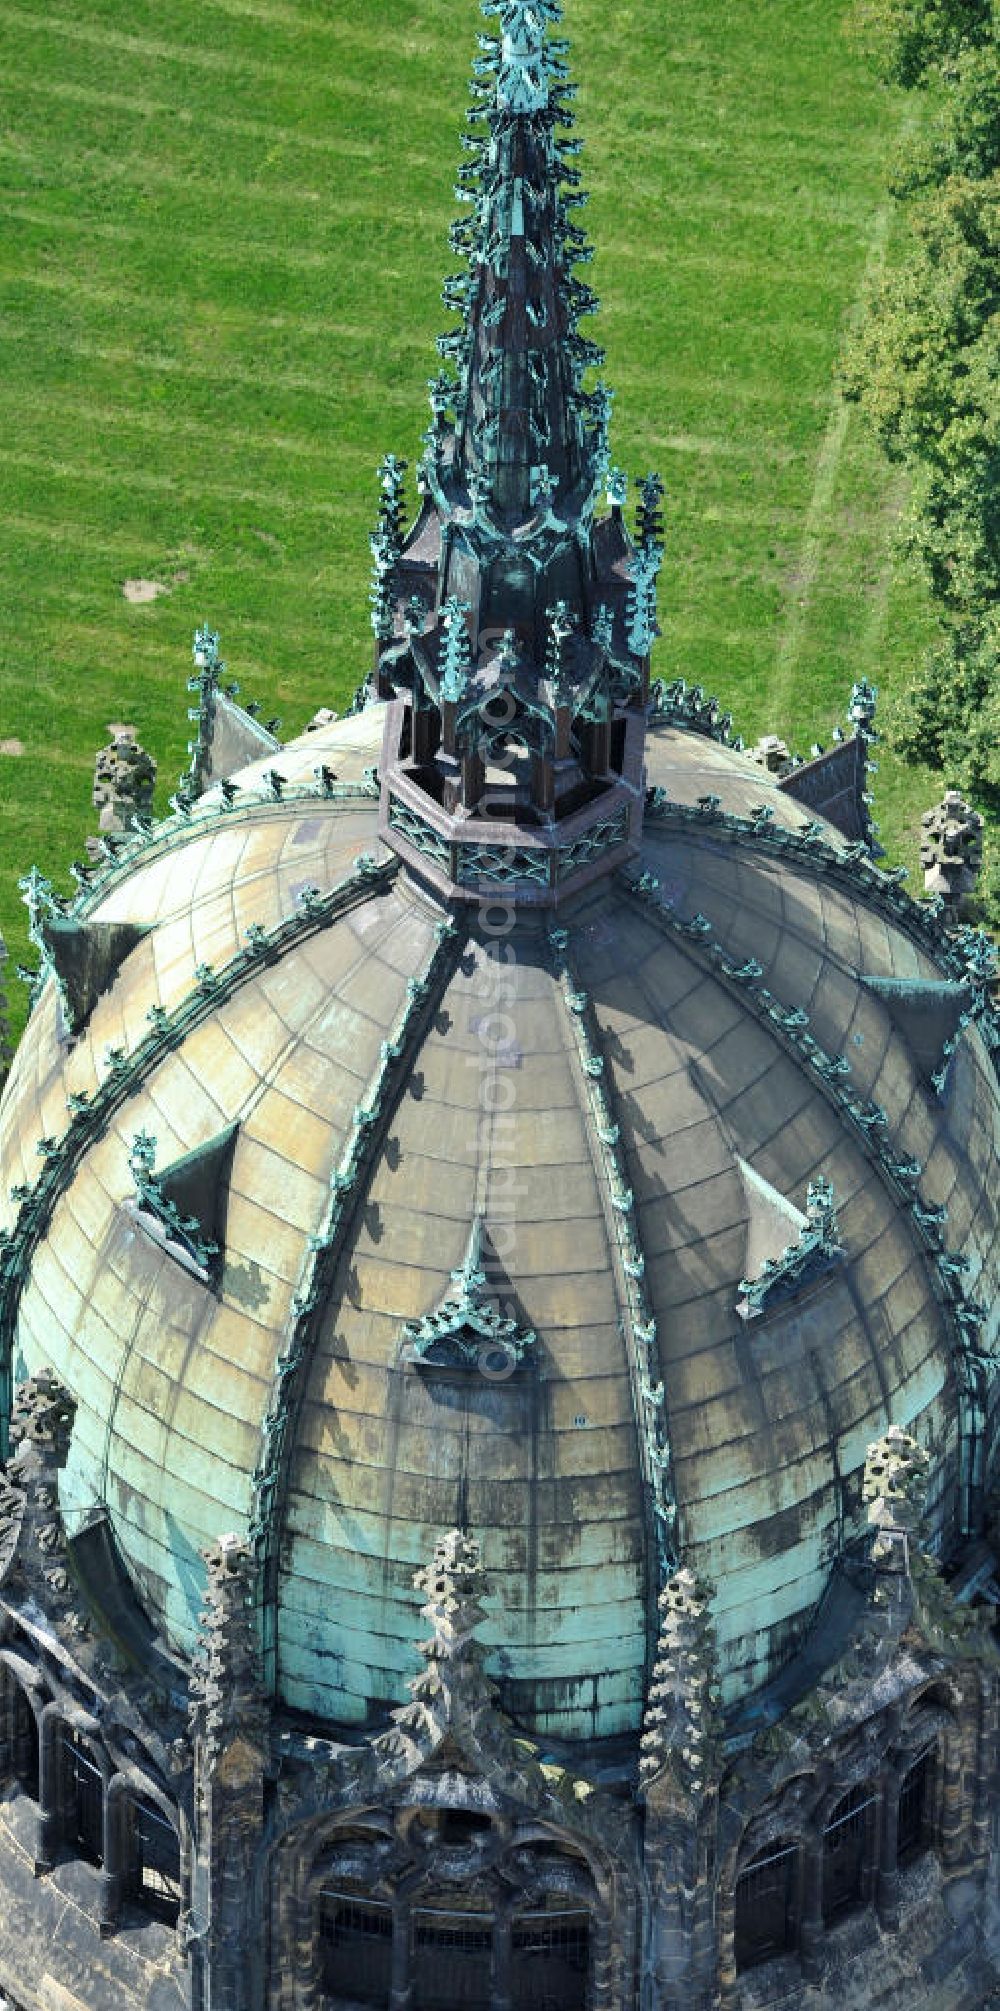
[0,0,940,1045]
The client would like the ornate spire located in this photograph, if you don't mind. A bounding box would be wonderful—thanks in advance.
[374,1529,500,1767]
[188,1534,269,1769]
[375,0,660,904]
[441,0,601,518]
[639,1568,723,1804]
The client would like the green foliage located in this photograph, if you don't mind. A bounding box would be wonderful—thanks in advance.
[892,611,1000,785]
[851,0,994,86]
[847,14,1000,911]
[893,43,1000,191]
[844,177,1000,475]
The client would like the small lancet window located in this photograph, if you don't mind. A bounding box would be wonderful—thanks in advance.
[511,1909,590,2009]
[129,1794,182,1926]
[734,1838,800,1970]
[319,1890,393,2008]
[413,1903,492,2011]
[898,1748,935,1866]
[822,1782,875,1925]
[62,1728,104,1867]
[12,1685,39,1800]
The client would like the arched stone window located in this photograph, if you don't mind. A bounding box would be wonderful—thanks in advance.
[411,1896,493,2011]
[298,1817,608,2011]
[734,1837,801,1970]
[510,1904,590,2008]
[898,1747,935,1867]
[822,1781,876,1925]
[60,1726,104,1867]
[319,1886,393,2007]
[127,1793,182,1927]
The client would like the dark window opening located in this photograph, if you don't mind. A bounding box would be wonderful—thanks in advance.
[320,1891,392,2008]
[413,1906,492,2011]
[512,1909,589,2009]
[608,717,626,776]
[410,763,445,806]
[438,1809,492,1845]
[898,1750,934,1867]
[822,1784,874,1925]
[62,1731,104,1867]
[128,1795,181,1927]
[734,1840,799,1971]
[13,1687,38,1801]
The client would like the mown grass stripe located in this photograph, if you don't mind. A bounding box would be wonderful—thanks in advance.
[0,0,938,1054]
[0,2,412,95]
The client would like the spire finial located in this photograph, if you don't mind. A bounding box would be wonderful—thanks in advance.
[375,0,658,901]
[490,0,563,111]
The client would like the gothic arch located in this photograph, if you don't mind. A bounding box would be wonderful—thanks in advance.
[0,1647,47,1799]
[103,1769,188,1934]
[272,1797,617,2011]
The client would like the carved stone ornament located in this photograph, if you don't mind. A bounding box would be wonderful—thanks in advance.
[188,1532,269,1771]
[639,1567,723,1802]
[920,789,984,915]
[0,1370,90,1638]
[399,1217,535,1375]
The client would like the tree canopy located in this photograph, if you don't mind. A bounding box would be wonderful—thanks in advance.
[852,0,994,86]
[846,4,1000,886]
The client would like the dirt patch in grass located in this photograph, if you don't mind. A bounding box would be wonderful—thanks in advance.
[0,740,24,756]
[122,579,169,604]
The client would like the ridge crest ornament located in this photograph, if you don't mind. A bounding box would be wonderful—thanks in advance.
[399,1216,535,1376]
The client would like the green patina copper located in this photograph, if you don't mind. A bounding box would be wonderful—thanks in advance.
[737,1175,843,1320]
[2,0,1000,1751]
[399,1216,536,1372]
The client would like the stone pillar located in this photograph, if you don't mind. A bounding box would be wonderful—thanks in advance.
[972,1671,997,1870]
[0,1664,13,1784]
[188,1535,271,2011]
[531,750,555,814]
[490,1899,512,2011]
[940,1729,967,1873]
[798,1826,825,1985]
[35,1704,64,1875]
[689,1831,720,2006]
[716,1865,738,2011]
[877,1766,901,1933]
[389,1892,412,2011]
[591,1902,613,2011]
[861,1777,881,1906]
[462,746,486,810]
[99,1777,127,1937]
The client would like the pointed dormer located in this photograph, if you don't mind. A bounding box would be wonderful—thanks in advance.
[375,0,662,905]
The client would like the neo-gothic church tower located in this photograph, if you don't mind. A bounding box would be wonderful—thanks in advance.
[0,5,998,2010]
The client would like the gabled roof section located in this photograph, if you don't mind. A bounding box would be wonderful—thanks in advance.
[863,974,971,1093]
[18,866,151,1037]
[182,626,280,803]
[737,1170,843,1320]
[127,1124,238,1283]
[399,1216,535,1374]
[42,917,151,1037]
[778,677,880,853]
[736,1157,809,1282]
